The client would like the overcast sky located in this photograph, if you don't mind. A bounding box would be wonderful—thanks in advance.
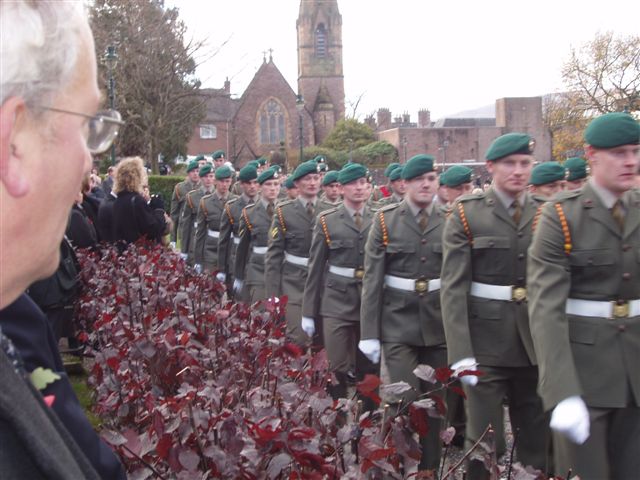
[168,0,639,121]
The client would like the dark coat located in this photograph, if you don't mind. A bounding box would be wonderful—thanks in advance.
[112,190,166,245]
[0,294,125,479]
[67,205,98,249]
[96,193,117,243]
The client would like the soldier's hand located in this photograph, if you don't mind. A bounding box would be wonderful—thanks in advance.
[451,357,479,386]
[179,252,188,261]
[233,278,244,294]
[194,263,203,274]
[550,396,590,444]
[169,241,176,250]
[301,317,315,337]
[216,272,226,283]
[358,339,381,364]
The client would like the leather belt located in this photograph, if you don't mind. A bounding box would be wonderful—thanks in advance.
[566,298,640,318]
[285,252,309,267]
[384,275,440,293]
[252,246,268,255]
[329,265,365,279]
[207,230,220,238]
[470,281,527,302]
[232,235,240,245]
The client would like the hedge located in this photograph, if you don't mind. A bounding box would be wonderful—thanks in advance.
[148,175,184,212]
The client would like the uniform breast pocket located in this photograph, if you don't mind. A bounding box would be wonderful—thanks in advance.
[386,243,416,271]
[569,249,615,282]
[329,239,354,252]
[471,236,510,273]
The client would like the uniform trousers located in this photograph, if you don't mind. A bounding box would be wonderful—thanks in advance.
[553,405,640,480]
[248,284,266,304]
[383,343,447,471]
[463,365,549,479]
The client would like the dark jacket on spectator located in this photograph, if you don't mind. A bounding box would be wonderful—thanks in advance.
[67,205,98,249]
[97,192,117,243]
[112,190,166,245]
[0,294,125,480]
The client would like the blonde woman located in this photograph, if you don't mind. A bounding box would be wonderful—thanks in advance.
[112,157,169,245]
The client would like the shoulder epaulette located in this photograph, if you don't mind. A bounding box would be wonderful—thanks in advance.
[456,202,473,246]
[224,202,235,225]
[276,205,287,233]
[458,191,485,202]
[199,196,209,217]
[226,197,240,205]
[276,199,295,207]
[319,206,340,218]
[379,202,400,213]
[553,203,572,255]
[554,189,581,203]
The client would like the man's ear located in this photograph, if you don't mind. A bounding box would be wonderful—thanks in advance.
[0,97,30,197]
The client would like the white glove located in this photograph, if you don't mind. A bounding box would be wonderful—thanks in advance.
[169,242,176,250]
[550,396,590,444]
[451,357,479,386]
[194,263,202,274]
[179,253,188,261]
[358,339,381,364]
[216,272,226,282]
[268,296,280,304]
[233,278,243,294]
[301,316,315,337]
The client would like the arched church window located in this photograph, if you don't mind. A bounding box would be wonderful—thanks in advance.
[259,99,286,145]
[315,24,326,58]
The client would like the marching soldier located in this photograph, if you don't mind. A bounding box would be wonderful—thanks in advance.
[194,166,236,273]
[320,170,342,204]
[233,167,281,303]
[375,165,405,207]
[265,161,334,346]
[440,133,548,478]
[529,162,565,199]
[179,164,215,264]
[359,154,449,471]
[440,165,474,207]
[563,157,589,191]
[217,165,259,292]
[211,150,226,170]
[378,162,401,199]
[169,159,200,245]
[528,112,640,479]
[302,163,377,401]
[283,176,299,201]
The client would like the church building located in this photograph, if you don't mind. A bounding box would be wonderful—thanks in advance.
[186,0,345,170]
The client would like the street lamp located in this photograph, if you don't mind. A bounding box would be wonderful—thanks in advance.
[104,45,118,166]
[441,139,449,170]
[402,136,408,163]
[296,94,305,164]
[347,138,353,164]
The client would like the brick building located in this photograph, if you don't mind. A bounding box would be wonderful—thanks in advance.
[187,0,345,170]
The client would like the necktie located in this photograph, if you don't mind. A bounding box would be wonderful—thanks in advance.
[611,200,625,230]
[354,211,362,230]
[267,202,274,217]
[512,200,522,225]
[418,209,428,231]
[306,201,315,217]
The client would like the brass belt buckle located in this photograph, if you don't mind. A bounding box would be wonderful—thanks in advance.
[512,287,527,302]
[354,268,365,280]
[612,301,629,318]
[415,279,429,293]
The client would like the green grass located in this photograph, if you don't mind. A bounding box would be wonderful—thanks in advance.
[68,369,102,430]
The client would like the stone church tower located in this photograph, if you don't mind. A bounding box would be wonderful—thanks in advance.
[297,0,345,144]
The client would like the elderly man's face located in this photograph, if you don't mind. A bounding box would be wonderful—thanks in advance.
[23,25,99,278]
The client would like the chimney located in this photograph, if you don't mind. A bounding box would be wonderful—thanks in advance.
[377,108,391,130]
[224,77,230,95]
[364,114,376,130]
[418,108,431,128]
[402,112,410,125]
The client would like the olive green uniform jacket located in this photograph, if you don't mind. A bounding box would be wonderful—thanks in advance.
[178,187,211,262]
[302,204,373,321]
[218,194,255,279]
[440,188,543,367]
[194,192,236,270]
[265,198,334,303]
[528,184,640,410]
[360,200,447,346]
[169,179,199,242]
[234,201,272,292]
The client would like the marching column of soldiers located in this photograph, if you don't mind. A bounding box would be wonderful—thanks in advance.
[171,113,639,479]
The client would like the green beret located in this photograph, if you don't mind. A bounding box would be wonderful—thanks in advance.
[564,157,588,181]
[199,164,213,177]
[194,154,205,162]
[238,165,258,182]
[485,133,535,161]
[338,163,368,185]
[584,112,640,148]
[530,162,565,186]
[257,166,280,185]
[284,177,295,189]
[247,160,260,169]
[256,157,267,166]
[441,165,472,187]
[214,165,233,180]
[212,150,225,160]
[313,155,326,164]
[402,154,435,180]
[318,163,329,172]
[388,166,404,182]
[186,160,199,172]
[322,170,339,186]
[384,162,401,177]
[290,160,320,182]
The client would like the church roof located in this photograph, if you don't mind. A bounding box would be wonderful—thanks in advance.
[199,88,239,122]
[235,58,298,111]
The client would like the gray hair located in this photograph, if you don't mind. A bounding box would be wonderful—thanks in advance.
[0,1,87,107]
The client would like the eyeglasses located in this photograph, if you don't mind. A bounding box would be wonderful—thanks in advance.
[39,107,124,154]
